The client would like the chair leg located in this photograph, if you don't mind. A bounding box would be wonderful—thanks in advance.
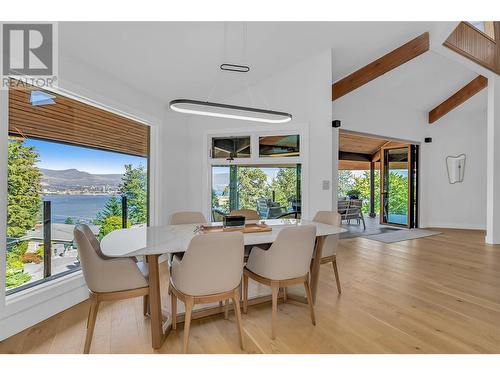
[304,277,316,326]
[143,295,149,316]
[183,297,194,353]
[224,299,229,319]
[332,257,342,294]
[243,273,249,314]
[232,288,245,350]
[84,300,100,354]
[283,287,287,303]
[171,292,177,330]
[271,283,279,339]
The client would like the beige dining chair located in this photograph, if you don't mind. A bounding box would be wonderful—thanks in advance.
[169,211,207,225]
[313,211,342,294]
[169,231,245,353]
[73,224,149,354]
[229,209,260,220]
[243,225,317,339]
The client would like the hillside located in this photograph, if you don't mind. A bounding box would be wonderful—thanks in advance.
[40,168,123,190]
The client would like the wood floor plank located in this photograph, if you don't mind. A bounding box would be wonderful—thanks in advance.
[2,228,500,354]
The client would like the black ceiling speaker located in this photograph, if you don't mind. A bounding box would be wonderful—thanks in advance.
[332,120,341,128]
[424,137,432,143]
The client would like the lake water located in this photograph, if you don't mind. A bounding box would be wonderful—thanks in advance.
[43,195,114,224]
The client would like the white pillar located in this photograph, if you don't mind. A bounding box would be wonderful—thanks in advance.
[485,75,500,244]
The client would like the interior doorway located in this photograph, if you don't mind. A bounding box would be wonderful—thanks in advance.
[338,130,419,232]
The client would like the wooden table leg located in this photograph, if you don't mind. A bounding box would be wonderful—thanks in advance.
[147,254,165,349]
[309,236,325,304]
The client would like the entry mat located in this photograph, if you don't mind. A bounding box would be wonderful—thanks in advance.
[364,228,441,243]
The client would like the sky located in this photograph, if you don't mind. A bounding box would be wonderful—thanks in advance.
[24,139,147,174]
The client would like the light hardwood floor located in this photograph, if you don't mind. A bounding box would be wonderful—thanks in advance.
[2,228,500,354]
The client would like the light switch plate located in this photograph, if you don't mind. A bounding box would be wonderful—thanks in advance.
[322,180,330,190]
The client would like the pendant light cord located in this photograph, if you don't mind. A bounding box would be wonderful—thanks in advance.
[206,22,270,110]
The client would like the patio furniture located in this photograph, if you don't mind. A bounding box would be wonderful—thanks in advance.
[243,225,317,339]
[212,208,227,222]
[275,211,300,219]
[256,198,287,219]
[337,199,366,230]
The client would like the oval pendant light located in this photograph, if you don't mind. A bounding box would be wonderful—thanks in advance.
[169,99,292,124]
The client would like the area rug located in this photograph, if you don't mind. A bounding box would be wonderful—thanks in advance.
[364,228,441,243]
[339,226,400,240]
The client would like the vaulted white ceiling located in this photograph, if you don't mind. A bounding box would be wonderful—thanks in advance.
[58,21,486,113]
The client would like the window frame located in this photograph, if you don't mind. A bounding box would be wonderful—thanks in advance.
[1,79,158,313]
[203,124,309,221]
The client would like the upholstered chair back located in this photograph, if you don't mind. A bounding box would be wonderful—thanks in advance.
[229,209,260,220]
[169,211,207,225]
[313,211,341,258]
[170,232,244,296]
[246,225,316,280]
[74,224,148,293]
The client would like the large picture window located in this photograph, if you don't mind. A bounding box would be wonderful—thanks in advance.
[5,82,150,294]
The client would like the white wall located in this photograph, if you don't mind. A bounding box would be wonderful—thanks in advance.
[420,106,487,229]
[183,49,334,218]
[333,78,487,230]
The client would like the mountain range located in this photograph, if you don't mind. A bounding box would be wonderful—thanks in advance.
[40,168,123,190]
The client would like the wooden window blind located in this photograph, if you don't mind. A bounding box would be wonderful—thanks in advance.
[8,80,150,157]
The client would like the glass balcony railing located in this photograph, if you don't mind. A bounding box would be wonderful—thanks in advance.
[5,196,133,294]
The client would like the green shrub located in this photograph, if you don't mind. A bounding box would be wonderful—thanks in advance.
[6,252,24,272]
[98,216,130,240]
[6,271,32,289]
[9,241,28,256]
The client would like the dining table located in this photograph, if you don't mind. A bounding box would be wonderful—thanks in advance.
[100,218,346,349]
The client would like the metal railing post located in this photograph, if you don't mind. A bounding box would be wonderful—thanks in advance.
[43,201,51,278]
[121,195,128,229]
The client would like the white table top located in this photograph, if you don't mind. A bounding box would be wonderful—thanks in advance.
[100,219,347,258]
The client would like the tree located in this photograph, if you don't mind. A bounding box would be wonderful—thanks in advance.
[7,139,42,237]
[94,195,122,225]
[387,171,408,215]
[6,139,41,288]
[351,170,379,214]
[338,170,354,197]
[237,167,270,210]
[97,216,130,240]
[270,168,297,208]
[119,165,147,225]
[64,217,74,225]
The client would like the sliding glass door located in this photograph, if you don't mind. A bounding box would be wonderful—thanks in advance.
[380,145,418,228]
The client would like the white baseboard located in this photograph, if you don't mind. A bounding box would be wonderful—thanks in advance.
[419,222,486,230]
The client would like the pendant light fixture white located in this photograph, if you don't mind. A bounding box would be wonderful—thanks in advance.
[170,99,292,123]
[169,23,292,124]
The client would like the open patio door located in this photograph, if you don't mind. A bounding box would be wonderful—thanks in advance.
[380,145,418,228]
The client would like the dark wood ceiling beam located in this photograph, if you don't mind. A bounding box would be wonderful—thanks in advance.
[428,75,488,124]
[332,32,429,101]
[339,151,372,162]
